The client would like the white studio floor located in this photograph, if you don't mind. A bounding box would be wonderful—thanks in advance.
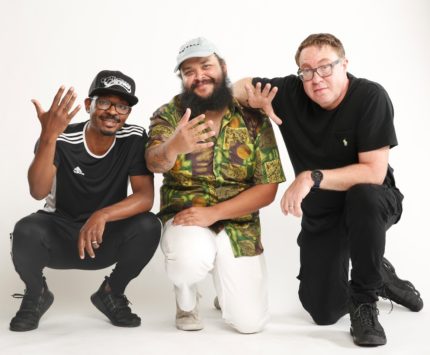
[1,289,429,355]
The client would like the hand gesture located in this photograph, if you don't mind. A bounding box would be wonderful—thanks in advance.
[173,206,218,227]
[245,82,282,125]
[280,171,313,217]
[77,211,108,259]
[170,108,216,154]
[32,86,81,139]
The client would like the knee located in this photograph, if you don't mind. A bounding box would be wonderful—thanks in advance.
[132,212,162,244]
[12,215,43,250]
[301,298,346,325]
[299,289,347,326]
[165,254,212,285]
[309,310,344,326]
[345,184,384,218]
[228,312,268,334]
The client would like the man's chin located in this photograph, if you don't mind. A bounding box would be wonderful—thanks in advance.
[194,88,213,99]
[100,129,117,137]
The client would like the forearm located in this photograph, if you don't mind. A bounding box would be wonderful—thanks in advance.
[145,139,179,173]
[95,192,154,223]
[28,135,58,200]
[319,163,387,191]
[233,77,253,106]
[211,183,278,220]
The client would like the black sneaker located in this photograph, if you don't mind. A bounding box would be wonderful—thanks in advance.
[10,277,54,332]
[380,257,423,312]
[90,277,141,327]
[349,302,387,347]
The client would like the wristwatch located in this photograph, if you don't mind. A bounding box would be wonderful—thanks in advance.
[311,170,323,189]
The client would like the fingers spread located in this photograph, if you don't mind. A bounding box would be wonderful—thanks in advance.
[179,108,192,126]
[31,99,44,117]
[50,86,66,110]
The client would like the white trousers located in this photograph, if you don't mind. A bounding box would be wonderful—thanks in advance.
[161,219,269,333]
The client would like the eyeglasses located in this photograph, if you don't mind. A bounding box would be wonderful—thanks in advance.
[297,59,341,82]
[92,98,131,115]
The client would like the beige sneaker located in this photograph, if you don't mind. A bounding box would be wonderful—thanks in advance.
[176,299,204,331]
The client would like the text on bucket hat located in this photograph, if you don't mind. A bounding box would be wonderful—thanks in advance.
[88,70,138,106]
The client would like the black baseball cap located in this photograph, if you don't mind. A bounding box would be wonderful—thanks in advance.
[88,70,138,106]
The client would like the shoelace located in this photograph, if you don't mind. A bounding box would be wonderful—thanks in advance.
[11,293,41,318]
[103,293,135,319]
[380,291,394,313]
[353,303,378,327]
[382,260,421,297]
[12,293,25,299]
[177,308,199,320]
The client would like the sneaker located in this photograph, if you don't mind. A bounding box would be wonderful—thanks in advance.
[349,301,387,347]
[90,277,141,327]
[214,296,221,311]
[176,297,203,331]
[380,257,423,312]
[10,277,54,332]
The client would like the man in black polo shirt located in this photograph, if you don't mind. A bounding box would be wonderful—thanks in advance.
[10,70,161,331]
[234,33,423,346]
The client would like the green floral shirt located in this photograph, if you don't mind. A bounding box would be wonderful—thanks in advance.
[147,96,285,257]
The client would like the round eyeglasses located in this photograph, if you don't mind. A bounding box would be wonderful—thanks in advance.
[297,59,341,81]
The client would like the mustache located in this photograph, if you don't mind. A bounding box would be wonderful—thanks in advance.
[190,78,216,91]
[100,114,120,123]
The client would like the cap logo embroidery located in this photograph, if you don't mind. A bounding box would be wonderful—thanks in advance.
[178,42,201,54]
[101,76,132,93]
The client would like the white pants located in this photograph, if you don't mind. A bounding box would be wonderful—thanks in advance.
[161,219,269,333]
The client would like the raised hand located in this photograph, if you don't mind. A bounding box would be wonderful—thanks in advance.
[245,82,282,125]
[32,86,81,139]
[170,108,216,155]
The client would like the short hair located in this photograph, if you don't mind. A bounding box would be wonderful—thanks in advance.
[295,33,345,66]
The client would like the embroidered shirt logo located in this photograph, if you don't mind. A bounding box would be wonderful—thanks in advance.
[100,76,132,93]
[73,166,85,176]
[343,138,348,147]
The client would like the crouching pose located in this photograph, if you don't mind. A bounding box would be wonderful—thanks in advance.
[145,38,285,333]
[10,70,161,331]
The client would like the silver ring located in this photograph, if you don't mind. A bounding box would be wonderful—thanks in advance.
[91,241,98,245]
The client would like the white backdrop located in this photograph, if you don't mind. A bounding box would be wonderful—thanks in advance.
[1,0,429,323]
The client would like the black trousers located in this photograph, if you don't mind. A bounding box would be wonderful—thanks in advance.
[11,211,161,298]
[297,183,403,325]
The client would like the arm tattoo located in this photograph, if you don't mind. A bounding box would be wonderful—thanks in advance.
[147,144,176,172]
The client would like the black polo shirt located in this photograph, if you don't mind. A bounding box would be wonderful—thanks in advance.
[253,73,397,175]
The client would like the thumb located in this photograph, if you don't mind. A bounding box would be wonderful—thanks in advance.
[178,108,191,127]
[31,99,44,118]
[268,110,283,125]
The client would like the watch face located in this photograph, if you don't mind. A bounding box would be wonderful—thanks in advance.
[311,170,323,182]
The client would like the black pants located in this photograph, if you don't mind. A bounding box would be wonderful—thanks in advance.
[297,183,403,325]
[11,211,161,298]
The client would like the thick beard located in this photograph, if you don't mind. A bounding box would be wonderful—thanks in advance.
[179,74,233,118]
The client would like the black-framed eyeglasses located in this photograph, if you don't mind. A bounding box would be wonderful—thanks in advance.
[297,59,342,82]
[92,98,131,115]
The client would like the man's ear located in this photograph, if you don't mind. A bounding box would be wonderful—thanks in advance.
[84,98,92,113]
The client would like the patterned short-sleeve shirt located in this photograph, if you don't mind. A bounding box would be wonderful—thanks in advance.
[147,96,285,257]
